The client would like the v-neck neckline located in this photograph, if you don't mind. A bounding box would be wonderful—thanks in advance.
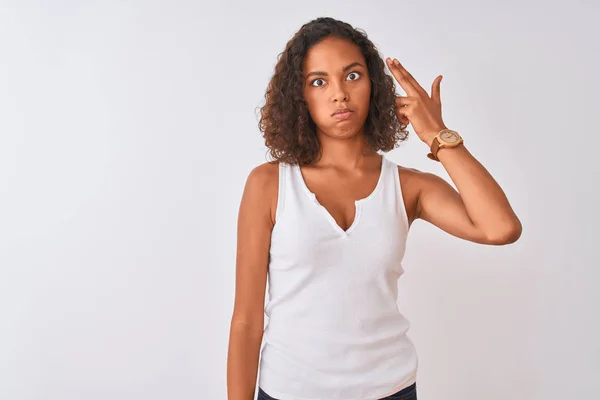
[295,155,387,237]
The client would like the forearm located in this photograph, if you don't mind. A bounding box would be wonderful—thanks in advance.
[435,142,522,241]
[227,323,263,400]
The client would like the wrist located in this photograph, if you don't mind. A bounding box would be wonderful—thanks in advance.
[424,126,447,148]
[425,127,463,162]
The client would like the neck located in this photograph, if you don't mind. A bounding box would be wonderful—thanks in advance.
[314,130,380,170]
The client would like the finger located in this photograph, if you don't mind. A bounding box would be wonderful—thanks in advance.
[391,58,428,97]
[386,58,418,96]
[394,95,415,107]
[431,75,442,104]
[394,103,410,125]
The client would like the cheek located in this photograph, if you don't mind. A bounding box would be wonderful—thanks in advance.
[304,92,329,122]
[356,81,372,106]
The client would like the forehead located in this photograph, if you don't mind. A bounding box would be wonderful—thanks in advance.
[302,36,365,71]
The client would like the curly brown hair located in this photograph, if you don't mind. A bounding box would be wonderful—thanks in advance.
[257,17,408,166]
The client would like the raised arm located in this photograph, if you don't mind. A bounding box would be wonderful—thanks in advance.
[409,145,522,245]
[385,57,521,245]
[227,162,277,400]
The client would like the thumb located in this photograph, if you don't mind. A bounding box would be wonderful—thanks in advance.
[431,75,442,104]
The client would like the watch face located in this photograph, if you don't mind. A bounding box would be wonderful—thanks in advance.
[439,130,460,144]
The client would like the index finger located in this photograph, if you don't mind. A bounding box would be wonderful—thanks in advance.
[386,58,425,97]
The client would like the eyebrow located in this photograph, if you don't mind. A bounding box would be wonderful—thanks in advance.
[304,61,365,80]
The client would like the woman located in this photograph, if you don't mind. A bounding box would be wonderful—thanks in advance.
[227,17,522,400]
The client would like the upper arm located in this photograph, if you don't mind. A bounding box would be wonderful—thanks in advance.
[230,162,278,332]
[411,168,489,244]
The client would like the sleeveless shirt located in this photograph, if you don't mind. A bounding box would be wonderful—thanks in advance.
[258,154,418,400]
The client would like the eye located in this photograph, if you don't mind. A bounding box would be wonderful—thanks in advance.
[347,71,361,81]
[310,71,362,87]
[311,78,325,87]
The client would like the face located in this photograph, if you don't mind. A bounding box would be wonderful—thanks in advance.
[302,36,371,139]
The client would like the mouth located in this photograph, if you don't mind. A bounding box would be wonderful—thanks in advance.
[332,108,354,120]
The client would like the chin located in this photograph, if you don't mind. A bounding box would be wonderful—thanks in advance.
[327,124,363,139]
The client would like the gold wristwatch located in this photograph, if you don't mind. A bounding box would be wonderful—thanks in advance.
[427,129,463,161]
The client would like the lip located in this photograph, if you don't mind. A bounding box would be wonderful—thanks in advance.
[332,108,353,116]
[332,108,354,120]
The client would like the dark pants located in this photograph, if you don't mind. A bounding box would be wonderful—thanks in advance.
[257,382,417,400]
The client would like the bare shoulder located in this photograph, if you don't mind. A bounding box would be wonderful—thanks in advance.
[395,164,443,226]
[397,165,441,185]
[243,160,280,226]
[396,164,463,223]
[396,164,423,181]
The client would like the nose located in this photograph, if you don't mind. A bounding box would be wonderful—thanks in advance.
[331,82,349,103]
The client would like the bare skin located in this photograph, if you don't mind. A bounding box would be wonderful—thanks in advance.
[227,36,522,400]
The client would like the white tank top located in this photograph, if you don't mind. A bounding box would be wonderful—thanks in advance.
[258,154,418,400]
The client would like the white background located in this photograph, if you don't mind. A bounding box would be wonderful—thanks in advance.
[1,1,598,399]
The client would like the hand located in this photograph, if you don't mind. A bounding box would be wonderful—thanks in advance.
[386,57,447,147]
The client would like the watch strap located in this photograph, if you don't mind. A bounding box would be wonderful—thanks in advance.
[427,137,441,161]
